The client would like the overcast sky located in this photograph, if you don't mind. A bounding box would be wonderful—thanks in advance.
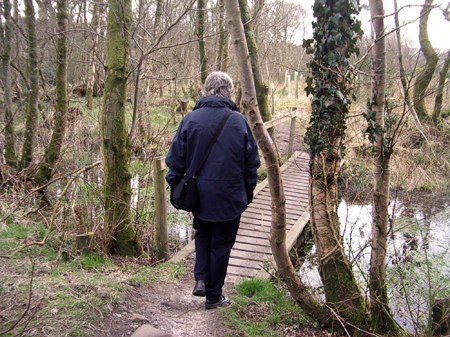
[299,0,450,50]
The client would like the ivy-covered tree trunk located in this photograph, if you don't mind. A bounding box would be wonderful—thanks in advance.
[197,0,208,83]
[1,0,17,167]
[368,0,402,333]
[413,0,438,122]
[101,0,139,256]
[34,0,68,191]
[305,0,369,331]
[432,51,450,127]
[20,0,39,169]
[225,0,324,322]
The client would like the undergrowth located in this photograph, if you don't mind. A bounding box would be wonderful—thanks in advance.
[0,218,186,336]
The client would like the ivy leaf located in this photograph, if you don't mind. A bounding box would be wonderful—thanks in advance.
[350,0,359,12]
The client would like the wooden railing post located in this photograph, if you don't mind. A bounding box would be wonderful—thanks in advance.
[287,74,291,97]
[270,83,275,116]
[152,156,169,261]
[288,108,297,158]
[294,71,298,99]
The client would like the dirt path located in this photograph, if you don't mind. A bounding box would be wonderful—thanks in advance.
[97,121,308,337]
[97,255,233,337]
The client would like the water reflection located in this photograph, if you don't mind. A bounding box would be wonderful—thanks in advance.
[299,194,450,333]
[168,208,194,253]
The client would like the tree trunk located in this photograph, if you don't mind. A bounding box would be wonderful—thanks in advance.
[86,1,99,110]
[432,51,450,127]
[153,0,163,38]
[20,0,39,169]
[224,0,324,322]
[305,0,369,330]
[393,0,410,106]
[34,0,68,191]
[216,0,226,71]
[238,0,280,159]
[1,0,17,167]
[197,0,208,83]
[101,0,139,256]
[368,0,402,333]
[413,0,438,122]
[393,0,422,125]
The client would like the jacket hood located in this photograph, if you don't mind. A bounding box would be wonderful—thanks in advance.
[193,95,238,111]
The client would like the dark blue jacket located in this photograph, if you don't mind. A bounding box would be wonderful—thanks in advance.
[165,95,260,222]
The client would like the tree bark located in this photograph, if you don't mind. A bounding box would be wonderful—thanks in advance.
[20,0,39,169]
[197,0,208,83]
[224,0,324,322]
[432,51,450,127]
[216,0,226,71]
[305,0,369,330]
[413,0,438,122]
[1,0,17,167]
[34,0,68,191]
[368,0,402,333]
[101,0,139,256]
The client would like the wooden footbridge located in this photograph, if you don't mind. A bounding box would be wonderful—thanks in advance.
[169,150,310,280]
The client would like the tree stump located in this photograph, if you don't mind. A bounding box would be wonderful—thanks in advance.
[75,232,94,251]
[433,297,450,335]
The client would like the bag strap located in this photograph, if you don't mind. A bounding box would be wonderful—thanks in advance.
[192,109,232,177]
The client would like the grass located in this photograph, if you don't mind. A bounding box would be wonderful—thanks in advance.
[223,278,314,336]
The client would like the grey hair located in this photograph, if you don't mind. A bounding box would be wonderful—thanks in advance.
[201,71,234,100]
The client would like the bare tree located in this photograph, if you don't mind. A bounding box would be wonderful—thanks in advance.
[34,0,69,198]
[368,0,403,333]
[413,0,438,122]
[20,0,39,169]
[224,0,324,322]
[197,0,208,83]
[1,0,17,166]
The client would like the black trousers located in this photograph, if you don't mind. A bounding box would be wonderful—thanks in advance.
[193,216,240,301]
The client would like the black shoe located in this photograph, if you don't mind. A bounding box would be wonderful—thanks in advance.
[205,295,230,309]
[192,280,206,296]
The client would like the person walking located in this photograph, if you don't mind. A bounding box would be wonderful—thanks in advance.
[165,71,260,309]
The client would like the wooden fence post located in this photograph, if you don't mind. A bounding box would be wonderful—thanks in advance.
[153,156,169,261]
[288,108,297,158]
[287,75,291,97]
[270,83,275,116]
[294,71,298,99]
